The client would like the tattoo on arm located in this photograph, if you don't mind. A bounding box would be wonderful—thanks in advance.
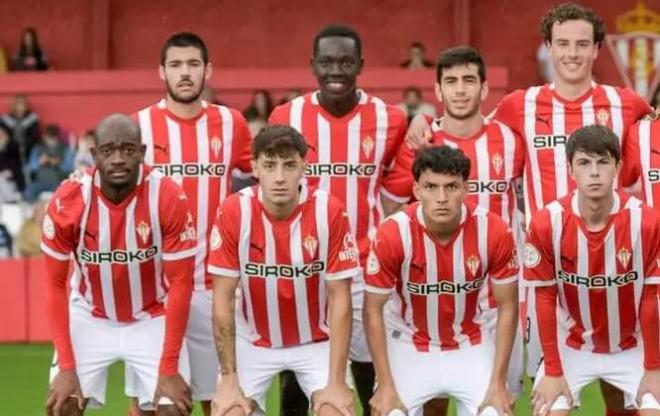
[213,312,237,375]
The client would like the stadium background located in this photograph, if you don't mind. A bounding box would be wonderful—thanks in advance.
[0,0,657,414]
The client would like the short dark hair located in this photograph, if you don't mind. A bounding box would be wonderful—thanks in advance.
[313,25,362,58]
[410,42,425,51]
[44,124,60,138]
[161,32,209,65]
[252,124,308,159]
[436,46,486,83]
[540,3,606,47]
[412,145,471,181]
[566,125,620,163]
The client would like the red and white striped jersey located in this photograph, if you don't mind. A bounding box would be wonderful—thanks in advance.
[269,90,407,265]
[136,99,252,291]
[524,191,660,355]
[207,185,361,348]
[364,202,519,352]
[621,119,660,208]
[494,83,650,225]
[381,118,524,226]
[40,166,198,322]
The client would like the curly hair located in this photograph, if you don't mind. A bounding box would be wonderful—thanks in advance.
[539,3,605,47]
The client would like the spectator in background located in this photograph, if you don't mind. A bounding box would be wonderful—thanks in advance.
[243,89,274,137]
[399,86,437,124]
[278,88,302,105]
[24,124,72,202]
[1,94,41,165]
[0,207,12,258]
[11,28,49,71]
[537,41,555,84]
[0,124,25,202]
[400,42,434,69]
[73,129,95,170]
[16,198,47,257]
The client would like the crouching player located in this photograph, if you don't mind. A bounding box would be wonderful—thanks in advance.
[43,114,196,415]
[209,125,359,415]
[364,145,519,416]
[526,125,660,415]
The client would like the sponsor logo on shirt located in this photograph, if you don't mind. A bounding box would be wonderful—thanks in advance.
[243,261,326,279]
[406,277,486,295]
[466,180,509,194]
[647,169,660,182]
[556,269,639,288]
[532,135,568,149]
[80,246,159,264]
[153,163,226,177]
[305,163,377,177]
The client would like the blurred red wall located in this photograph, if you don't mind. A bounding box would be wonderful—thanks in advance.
[1,0,657,89]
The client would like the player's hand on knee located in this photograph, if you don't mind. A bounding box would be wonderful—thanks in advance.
[46,370,84,416]
[154,373,193,416]
[369,383,406,416]
[312,383,355,416]
[478,381,514,415]
[637,369,660,408]
[211,376,251,416]
[531,375,572,416]
[405,114,432,150]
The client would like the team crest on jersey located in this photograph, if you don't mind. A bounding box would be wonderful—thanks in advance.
[210,136,223,159]
[491,153,503,175]
[465,254,481,277]
[617,247,631,269]
[523,243,541,268]
[42,214,55,240]
[366,249,380,274]
[210,225,222,250]
[303,235,318,258]
[596,109,610,126]
[136,221,151,244]
[362,136,374,158]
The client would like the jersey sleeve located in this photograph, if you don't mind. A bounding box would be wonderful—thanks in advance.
[159,179,198,261]
[625,88,653,124]
[230,109,253,177]
[268,102,291,125]
[207,196,241,278]
[492,90,525,136]
[642,207,660,284]
[380,141,416,203]
[364,218,404,294]
[620,120,642,188]
[523,210,557,286]
[325,198,361,280]
[40,180,83,260]
[487,218,519,284]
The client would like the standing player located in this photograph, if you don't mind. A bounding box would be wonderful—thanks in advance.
[364,145,519,416]
[43,115,196,415]
[525,125,660,415]
[621,116,660,206]
[381,45,526,412]
[268,25,407,413]
[406,4,652,410]
[135,32,252,415]
[209,125,358,416]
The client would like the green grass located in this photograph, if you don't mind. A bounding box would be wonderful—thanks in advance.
[0,343,604,415]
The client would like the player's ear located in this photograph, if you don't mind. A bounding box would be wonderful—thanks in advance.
[413,181,421,201]
[251,159,259,180]
[434,82,443,103]
[480,80,489,102]
[158,65,166,82]
[204,62,213,81]
[567,160,575,180]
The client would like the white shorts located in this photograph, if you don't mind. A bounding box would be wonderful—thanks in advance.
[481,308,525,396]
[184,290,219,401]
[50,298,190,410]
[349,281,371,363]
[387,336,495,416]
[234,336,330,412]
[533,344,660,411]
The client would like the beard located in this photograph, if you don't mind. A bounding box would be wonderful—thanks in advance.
[165,78,205,104]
